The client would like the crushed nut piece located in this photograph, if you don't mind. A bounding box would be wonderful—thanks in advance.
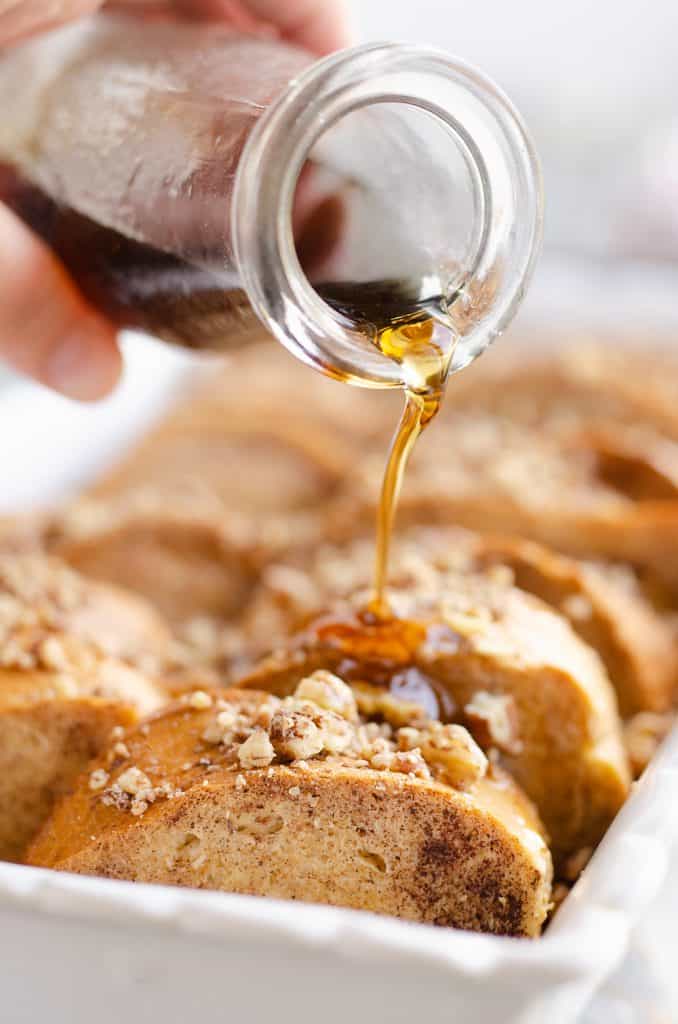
[294,670,358,721]
[117,766,153,796]
[288,786,301,798]
[39,636,69,672]
[238,729,275,770]
[396,726,421,751]
[419,724,488,789]
[235,773,247,791]
[464,691,522,755]
[202,708,237,745]
[269,708,323,760]
[370,749,395,771]
[391,748,431,780]
[254,698,280,730]
[187,690,213,710]
[314,708,353,754]
[89,768,109,791]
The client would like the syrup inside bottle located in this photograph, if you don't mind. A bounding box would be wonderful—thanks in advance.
[0,165,456,617]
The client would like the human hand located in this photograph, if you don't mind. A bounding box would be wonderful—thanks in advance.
[0,0,348,399]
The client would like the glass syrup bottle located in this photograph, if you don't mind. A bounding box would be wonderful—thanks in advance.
[0,13,542,390]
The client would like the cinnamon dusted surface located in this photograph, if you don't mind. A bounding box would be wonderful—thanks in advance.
[241,527,678,717]
[28,683,552,938]
[0,554,164,860]
[241,572,630,861]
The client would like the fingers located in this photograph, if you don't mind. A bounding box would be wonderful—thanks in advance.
[0,1,105,45]
[201,0,350,54]
[0,203,121,400]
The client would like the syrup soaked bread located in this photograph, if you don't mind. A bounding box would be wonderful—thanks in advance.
[242,529,678,717]
[241,574,630,861]
[27,683,552,937]
[0,555,164,860]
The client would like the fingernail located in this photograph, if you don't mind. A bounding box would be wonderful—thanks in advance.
[45,326,120,401]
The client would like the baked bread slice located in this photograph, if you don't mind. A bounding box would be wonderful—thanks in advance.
[0,553,172,672]
[50,495,263,630]
[241,573,630,861]
[48,494,327,687]
[27,683,552,937]
[467,536,678,717]
[0,554,164,860]
[88,342,397,511]
[449,340,678,442]
[242,529,677,717]
[347,410,678,593]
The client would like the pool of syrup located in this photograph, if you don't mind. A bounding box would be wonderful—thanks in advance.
[312,608,458,722]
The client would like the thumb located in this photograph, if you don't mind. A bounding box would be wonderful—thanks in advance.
[0,202,121,400]
[0,1,105,46]
[208,0,351,55]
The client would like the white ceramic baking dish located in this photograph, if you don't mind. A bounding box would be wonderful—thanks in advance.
[0,320,677,1024]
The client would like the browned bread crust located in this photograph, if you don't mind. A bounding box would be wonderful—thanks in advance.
[27,686,552,937]
[88,343,397,510]
[335,342,678,593]
[448,340,678,441]
[0,553,172,671]
[345,410,678,594]
[50,497,261,630]
[467,536,678,717]
[242,528,677,717]
[241,574,630,861]
[0,555,164,859]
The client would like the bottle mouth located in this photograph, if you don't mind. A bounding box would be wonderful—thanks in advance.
[233,42,543,388]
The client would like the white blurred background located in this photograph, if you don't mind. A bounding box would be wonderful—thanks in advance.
[351,0,678,260]
[350,0,678,334]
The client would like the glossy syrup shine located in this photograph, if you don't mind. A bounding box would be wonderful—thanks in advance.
[370,315,455,616]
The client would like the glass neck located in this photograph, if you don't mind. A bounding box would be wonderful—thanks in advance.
[233,42,543,389]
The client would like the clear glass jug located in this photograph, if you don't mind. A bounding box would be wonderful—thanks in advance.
[0,14,542,388]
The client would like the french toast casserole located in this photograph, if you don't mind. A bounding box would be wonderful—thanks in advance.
[5,338,678,938]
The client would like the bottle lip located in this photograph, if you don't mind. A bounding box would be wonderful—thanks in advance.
[232,41,543,388]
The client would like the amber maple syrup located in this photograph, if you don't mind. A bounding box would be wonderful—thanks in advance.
[370,316,454,615]
[0,164,343,351]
